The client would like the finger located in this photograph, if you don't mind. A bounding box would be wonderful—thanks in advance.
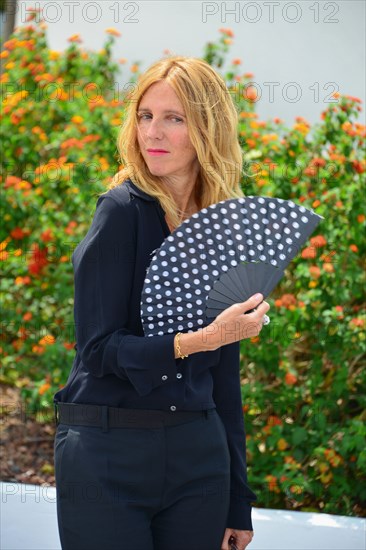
[248,300,270,317]
[240,293,264,313]
[241,321,262,339]
[220,528,232,550]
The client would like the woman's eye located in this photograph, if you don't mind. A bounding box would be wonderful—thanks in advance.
[137,113,183,123]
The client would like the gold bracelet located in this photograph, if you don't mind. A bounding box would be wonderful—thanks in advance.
[175,332,189,359]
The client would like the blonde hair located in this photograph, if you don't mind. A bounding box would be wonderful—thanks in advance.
[104,55,245,230]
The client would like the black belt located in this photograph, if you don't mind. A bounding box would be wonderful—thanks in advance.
[54,402,215,431]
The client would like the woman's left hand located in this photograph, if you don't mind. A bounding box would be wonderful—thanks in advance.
[220,527,254,550]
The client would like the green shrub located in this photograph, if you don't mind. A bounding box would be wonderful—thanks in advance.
[1,20,365,516]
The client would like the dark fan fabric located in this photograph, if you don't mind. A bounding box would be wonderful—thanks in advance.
[141,195,323,334]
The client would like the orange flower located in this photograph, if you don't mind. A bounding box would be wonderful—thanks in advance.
[0,50,10,58]
[219,27,234,37]
[312,199,321,208]
[130,64,139,73]
[245,138,256,149]
[15,276,31,286]
[281,294,297,308]
[350,318,365,328]
[40,229,53,243]
[11,227,26,239]
[290,485,303,495]
[243,86,258,102]
[343,94,362,103]
[39,334,55,346]
[268,415,282,426]
[23,312,33,321]
[310,235,327,248]
[324,448,343,467]
[0,250,9,261]
[232,58,242,65]
[62,342,74,351]
[256,179,267,187]
[105,27,121,37]
[265,475,280,493]
[323,263,334,273]
[352,159,365,173]
[285,372,297,385]
[349,244,358,253]
[309,265,321,279]
[39,382,51,395]
[68,34,82,43]
[357,214,365,223]
[342,121,355,136]
[301,246,317,259]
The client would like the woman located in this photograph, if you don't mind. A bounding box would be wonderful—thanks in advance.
[53,55,270,550]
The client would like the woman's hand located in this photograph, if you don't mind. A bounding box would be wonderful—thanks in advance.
[203,293,270,351]
[221,527,254,550]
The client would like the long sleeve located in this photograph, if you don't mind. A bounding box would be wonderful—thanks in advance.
[210,341,257,530]
[72,194,178,397]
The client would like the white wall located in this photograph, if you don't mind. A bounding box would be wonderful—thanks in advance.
[6,0,366,125]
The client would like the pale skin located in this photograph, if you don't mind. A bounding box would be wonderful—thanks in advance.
[137,80,269,550]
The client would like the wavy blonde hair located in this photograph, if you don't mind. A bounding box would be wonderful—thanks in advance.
[104,55,245,230]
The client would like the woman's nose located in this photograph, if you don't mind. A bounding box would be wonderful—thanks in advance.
[145,118,164,139]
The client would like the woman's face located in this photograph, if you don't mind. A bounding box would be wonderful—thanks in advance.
[136,81,199,181]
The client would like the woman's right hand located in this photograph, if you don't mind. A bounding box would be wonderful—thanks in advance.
[203,293,270,351]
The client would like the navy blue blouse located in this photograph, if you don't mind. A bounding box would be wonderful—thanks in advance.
[53,178,257,530]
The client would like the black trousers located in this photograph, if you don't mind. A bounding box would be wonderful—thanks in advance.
[54,406,231,550]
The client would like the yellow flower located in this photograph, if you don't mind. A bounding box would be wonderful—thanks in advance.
[71,115,84,124]
[49,50,60,60]
[277,438,288,451]
[320,471,333,484]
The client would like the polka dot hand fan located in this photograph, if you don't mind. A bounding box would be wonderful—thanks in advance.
[140,196,324,336]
